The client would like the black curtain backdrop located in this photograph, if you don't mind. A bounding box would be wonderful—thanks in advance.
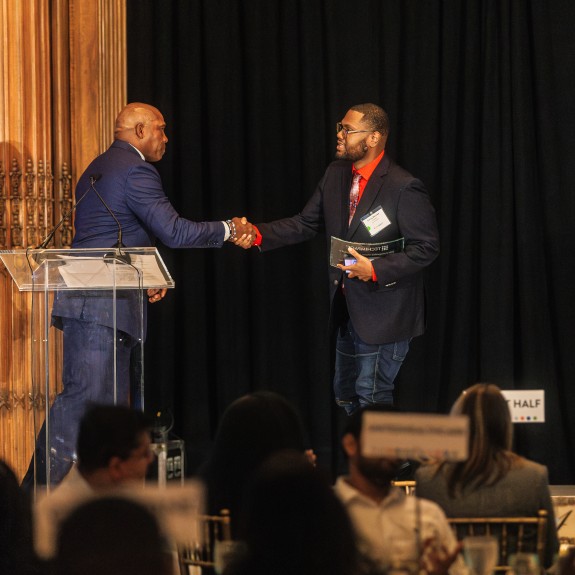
[127,0,575,483]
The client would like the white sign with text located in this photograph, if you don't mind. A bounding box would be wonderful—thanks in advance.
[501,389,545,423]
[361,411,470,461]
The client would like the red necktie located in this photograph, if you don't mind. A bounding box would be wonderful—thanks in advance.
[348,172,362,225]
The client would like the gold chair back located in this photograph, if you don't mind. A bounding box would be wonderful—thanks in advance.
[447,510,548,571]
[179,509,231,574]
[392,480,417,495]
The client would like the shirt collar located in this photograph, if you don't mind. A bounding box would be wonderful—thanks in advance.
[335,475,405,508]
[129,143,146,161]
[353,149,385,181]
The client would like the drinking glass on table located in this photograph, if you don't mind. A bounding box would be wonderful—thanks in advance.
[214,540,239,575]
[463,536,499,575]
[509,552,540,575]
[387,534,420,575]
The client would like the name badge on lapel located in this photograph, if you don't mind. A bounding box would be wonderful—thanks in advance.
[360,205,390,237]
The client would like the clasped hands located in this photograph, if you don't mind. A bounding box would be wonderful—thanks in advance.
[227,216,256,249]
[149,216,254,305]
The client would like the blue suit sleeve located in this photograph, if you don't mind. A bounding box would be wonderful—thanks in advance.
[125,162,225,248]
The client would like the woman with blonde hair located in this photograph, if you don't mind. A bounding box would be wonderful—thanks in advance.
[415,383,559,568]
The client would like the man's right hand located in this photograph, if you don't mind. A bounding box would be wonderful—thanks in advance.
[229,216,255,249]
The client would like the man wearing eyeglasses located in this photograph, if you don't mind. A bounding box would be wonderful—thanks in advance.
[34,405,156,559]
[243,103,439,413]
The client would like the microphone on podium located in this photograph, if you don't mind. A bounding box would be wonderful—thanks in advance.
[88,174,132,264]
[36,184,92,249]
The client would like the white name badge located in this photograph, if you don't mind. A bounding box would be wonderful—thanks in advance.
[361,206,390,237]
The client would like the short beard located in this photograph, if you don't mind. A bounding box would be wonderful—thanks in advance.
[335,137,369,162]
[356,456,403,489]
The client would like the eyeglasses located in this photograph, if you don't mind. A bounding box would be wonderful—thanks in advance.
[336,122,373,137]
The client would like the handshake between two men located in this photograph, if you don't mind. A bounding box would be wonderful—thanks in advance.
[227,216,257,249]
[149,216,255,304]
[225,216,375,281]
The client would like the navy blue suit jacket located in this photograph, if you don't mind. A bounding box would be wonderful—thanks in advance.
[53,140,225,338]
[256,155,440,345]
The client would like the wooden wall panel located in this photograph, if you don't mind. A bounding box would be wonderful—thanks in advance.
[51,0,72,246]
[69,0,126,182]
[0,0,126,480]
[0,0,54,482]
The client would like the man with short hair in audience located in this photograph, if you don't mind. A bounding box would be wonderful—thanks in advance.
[34,404,154,558]
[334,406,465,575]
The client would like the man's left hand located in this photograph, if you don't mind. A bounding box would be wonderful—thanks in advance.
[147,288,167,303]
[421,538,464,575]
[337,247,373,282]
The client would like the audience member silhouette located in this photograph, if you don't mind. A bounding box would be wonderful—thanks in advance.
[54,496,173,575]
[0,460,45,575]
[199,391,311,526]
[415,383,559,568]
[224,450,378,575]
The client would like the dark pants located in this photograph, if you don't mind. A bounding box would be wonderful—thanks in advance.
[22,317,137,489]
[333,318,410,414]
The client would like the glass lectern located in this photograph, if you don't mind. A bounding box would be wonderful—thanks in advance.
[0,247,173,491]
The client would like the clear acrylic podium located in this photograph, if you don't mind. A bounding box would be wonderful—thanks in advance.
[0,247,173,491]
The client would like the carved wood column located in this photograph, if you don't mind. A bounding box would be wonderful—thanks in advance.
[0,0,126,480]
[69,0,127,181]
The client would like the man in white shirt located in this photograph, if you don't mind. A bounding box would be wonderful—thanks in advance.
[334,406,466,575]
[34,405,155,558]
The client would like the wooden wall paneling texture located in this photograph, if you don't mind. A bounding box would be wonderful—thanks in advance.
[0,0,126,480]
[69,0,126,181]
[0,0,53,480]
[52,0,73,248]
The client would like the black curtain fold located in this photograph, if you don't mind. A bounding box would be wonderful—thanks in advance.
[128,0,575,482]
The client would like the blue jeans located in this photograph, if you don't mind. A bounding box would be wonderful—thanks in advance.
[333,319,410,414]
[22,317,136,489]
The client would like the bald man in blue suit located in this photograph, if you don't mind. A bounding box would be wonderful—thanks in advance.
[23,103,252,488]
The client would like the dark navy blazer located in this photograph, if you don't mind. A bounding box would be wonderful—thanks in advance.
[52,140,225,338]
[256,155,440,345]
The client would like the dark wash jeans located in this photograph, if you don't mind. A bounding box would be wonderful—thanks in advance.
[22,317,135,489]
[333,318,410,414]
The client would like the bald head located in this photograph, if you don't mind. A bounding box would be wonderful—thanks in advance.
[115,103,160,135]
[114,102,168,162]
